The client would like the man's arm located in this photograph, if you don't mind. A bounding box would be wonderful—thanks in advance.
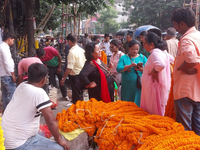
[56,53,62,74]
[17,74,23,85]
[178,61,198,75]
[178,40,200,74]
[178,61,197,70]
[40,107,70,150]
[60,68,72,86]
[1,46,16,82]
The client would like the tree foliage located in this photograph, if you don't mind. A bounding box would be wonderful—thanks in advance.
[34,0,62,32]
[46,0,115,17]
[123,0,191,30]
[120,21,129,29]
[96,7,120,34]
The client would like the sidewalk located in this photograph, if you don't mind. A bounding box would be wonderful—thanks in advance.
[40,89,72,124]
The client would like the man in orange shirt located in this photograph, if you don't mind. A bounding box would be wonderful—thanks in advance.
[172,8,200,135]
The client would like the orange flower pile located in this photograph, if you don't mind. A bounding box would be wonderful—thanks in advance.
[56,99,200,150]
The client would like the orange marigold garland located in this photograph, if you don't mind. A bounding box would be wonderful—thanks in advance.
[56,99,200,150]
[165,62,176,120]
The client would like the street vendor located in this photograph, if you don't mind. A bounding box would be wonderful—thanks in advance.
[2,63,69,150]
[36,46,69,100]
[17,57,42,85]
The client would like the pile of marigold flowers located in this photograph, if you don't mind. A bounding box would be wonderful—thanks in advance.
[0,118,5,150]
[56,98,200,150]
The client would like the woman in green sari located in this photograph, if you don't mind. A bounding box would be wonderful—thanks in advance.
[117,40,147,107]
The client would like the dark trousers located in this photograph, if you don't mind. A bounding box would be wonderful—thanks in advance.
[69,75,83,104]
[48,66,67,98]
[107,56,111,65]
[174,97,200,136]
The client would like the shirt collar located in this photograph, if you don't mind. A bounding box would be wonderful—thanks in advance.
[2,42,9,48]
[180,26,196,40]
[69,44,78,51]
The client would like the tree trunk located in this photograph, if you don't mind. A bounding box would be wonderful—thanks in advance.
[78,13,81,39]
[69,6,73,33]
[61,3,64,39]
[65,5,68,37]
[73,3,77,35]
[23,0,35,57]
[35,0,40,10]
[74,16,76,35]
[7,0,16,57]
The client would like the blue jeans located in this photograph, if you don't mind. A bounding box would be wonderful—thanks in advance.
[13,134,64,150]
[1,76,16,110]
[174,97,200,135]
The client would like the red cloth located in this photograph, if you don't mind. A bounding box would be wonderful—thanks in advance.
[92,60,111,103]
[41,46,59,62]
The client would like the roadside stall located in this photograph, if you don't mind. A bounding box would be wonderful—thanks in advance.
[55,99,200,150]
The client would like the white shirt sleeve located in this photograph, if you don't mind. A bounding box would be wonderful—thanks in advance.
[1,44,15,73]
[35,89,52,111]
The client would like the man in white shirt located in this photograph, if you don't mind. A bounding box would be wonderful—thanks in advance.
[60,34,86,104]
[166,27,178,58]
[2,63,69,150]
[100,34,112,64]
[0,32,16,111]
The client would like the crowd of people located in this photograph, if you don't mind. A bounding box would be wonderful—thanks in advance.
[0,7,200,150]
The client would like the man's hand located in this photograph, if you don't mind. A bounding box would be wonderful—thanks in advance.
[90,81,97,88]
[41,107,70,150]
[60,78,65,86]
[100,46,105,50]
[56,67,61,74]
[57,137,70,150]
[180,68,198,75]
[12,74,16,83]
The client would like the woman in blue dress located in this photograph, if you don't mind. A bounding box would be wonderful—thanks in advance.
[117,39,147,107]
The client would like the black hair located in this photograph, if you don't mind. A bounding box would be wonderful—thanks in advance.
[139,31,147,36]
[167,27,177,37]
[66,33,77,43]
[93,36,100,41]
[36,47,45,58]
[85,33,88,37]
[104,33,109,38]
[171,8,195,27]
[2,32,16,41]
[128,39,140,48]
[28,63,48,83]
[110,39,124,52]
[145,32,167,51]
[127,33,133,38]
[85,42,99,61]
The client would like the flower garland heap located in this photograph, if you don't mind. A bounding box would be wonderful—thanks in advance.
[0,118,5,150]
[56,98,200,150]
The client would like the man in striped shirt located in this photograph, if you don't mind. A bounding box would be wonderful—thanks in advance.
[2,63,69,150]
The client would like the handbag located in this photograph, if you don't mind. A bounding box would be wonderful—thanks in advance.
[128,54,142,89]
[134,69,142,89]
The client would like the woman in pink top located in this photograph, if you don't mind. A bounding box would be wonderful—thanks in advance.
[108,40,124,99]
[140,32,174,116]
